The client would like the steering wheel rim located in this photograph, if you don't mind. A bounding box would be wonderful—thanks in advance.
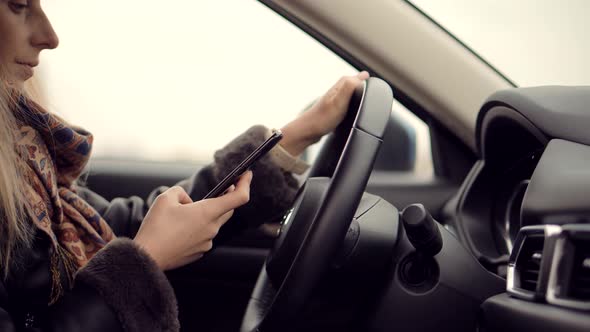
[241,77,393,332]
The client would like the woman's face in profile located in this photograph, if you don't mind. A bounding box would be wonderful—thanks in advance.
[0,0,59,90]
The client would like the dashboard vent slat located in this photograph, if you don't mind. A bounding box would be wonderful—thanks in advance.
[518,238,545,292]
[569,241,590,301]
[507,226,555,301]
[546,225,590,311]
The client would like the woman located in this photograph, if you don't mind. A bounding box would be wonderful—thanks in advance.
[0,0,369,331]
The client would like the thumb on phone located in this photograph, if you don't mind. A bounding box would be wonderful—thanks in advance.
[222,185,236,196]
[209,171,253,216]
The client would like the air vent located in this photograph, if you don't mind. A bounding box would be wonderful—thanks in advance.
[547,225,590,311]
[518,237,544,292]
[507,225,560,300]
[569,240,590,300]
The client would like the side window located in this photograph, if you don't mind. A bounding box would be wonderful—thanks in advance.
[40,0,431,176]
[390,100,433,177]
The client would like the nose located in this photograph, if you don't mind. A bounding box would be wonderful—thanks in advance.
[31,11,60,50]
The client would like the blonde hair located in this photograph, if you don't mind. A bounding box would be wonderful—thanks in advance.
[0,81,34,278]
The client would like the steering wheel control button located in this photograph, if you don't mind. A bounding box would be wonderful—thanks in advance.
[401,204,443,256]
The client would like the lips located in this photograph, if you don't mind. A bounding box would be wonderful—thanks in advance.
[16,60,39,67]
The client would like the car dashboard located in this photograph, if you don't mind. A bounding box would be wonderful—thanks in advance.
[448,86,590,331]
[456,104,546,263]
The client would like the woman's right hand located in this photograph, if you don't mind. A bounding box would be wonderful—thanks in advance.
[134,171,253,271]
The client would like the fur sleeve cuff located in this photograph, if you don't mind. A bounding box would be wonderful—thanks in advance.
[75,238,179,332]
[213,125,300,227]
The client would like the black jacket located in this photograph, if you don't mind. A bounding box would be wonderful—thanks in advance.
[0,126,299,332]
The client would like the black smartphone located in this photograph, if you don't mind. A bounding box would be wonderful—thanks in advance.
[202,130,283,199]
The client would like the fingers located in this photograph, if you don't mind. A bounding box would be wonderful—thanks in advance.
[334,71,370,100]
[160,186,193,205]
[216,170,252,211]
[235,170,253,192]
[201,171,252,217]
[214,208,234,226]
[222,185,236,196]
[197,240,214,253]
[357,71,370,80]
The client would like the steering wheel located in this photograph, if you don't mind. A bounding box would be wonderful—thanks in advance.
[240,77,393,332]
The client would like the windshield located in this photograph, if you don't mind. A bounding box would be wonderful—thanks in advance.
[409,0,590,87]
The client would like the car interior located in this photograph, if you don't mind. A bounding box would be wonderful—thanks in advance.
[77,0,589,331]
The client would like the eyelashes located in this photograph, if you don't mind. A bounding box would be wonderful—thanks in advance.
[8,1,29,14]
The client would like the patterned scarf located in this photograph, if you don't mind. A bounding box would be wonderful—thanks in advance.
[13,98,115,305]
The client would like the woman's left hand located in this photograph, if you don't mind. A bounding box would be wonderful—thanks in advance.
[279,71,370,156]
